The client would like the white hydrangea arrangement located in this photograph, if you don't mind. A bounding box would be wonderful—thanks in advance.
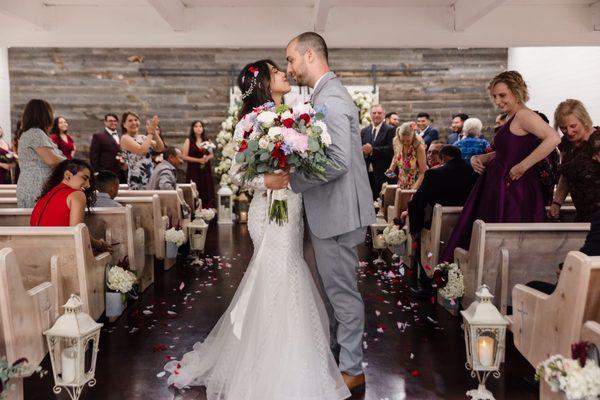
[349,90,374,128]
[165,227,186,247]
[433,262,465,300]
[383,225,407,246]
[215,96,242,196]
[536,345,600,400]
[198,208,216,222]
[106,265,137,294]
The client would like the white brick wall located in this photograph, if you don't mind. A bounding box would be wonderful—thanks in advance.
[508,47,600,128]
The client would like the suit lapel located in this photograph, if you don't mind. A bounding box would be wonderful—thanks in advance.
[310,71,336,103]
[104,130,120,149]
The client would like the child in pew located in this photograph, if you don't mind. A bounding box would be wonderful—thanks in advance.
[30,158,112,254]
[94,170,123,208]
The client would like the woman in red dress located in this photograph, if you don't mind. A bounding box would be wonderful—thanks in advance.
[50,116,76,159]
[182,120,216,209]
[31,158,111,253]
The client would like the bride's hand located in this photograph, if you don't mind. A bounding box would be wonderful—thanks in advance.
[264,172,289,190]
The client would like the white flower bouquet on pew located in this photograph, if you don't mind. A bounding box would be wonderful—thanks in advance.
[382,225,407,246]
[165,227,186,247]
[198,208,216,222]
[536,341,600,400]
[107,265,137,295]
[433,262,465,301]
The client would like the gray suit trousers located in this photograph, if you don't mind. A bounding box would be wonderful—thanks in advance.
[309,226,366,376]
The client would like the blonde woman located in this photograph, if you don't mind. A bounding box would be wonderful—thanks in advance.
[385,122,427,190]
[120,111,165,190]
[440,71,560,262]
[549,99,599,222]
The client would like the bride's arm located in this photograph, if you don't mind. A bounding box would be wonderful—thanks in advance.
[229,159,266,190]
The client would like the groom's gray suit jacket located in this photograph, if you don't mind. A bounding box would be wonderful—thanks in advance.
[290,72,376,239]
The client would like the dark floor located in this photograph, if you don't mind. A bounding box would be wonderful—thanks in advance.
[25,224,539,400]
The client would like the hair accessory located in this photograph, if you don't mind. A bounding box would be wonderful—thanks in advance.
[248,66,259,77]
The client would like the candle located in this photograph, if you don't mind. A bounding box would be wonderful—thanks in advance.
[374,234,386,249]
[239,211,248,223]
[61,347,77,383]
[477,336,495,367]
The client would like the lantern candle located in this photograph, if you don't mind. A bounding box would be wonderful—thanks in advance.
[374,234,386,249]
[61,347,77,383]
[239,211,248,223]
[478,336,495,367]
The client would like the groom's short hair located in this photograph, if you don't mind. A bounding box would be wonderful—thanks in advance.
[292,32,329,63]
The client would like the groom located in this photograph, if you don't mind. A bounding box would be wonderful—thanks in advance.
[266,31,376,393]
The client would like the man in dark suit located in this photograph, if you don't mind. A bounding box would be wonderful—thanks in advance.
[89,113,127,182]
[415,112,439,147]
[361,104,396,200]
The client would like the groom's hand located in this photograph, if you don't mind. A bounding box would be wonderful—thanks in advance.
[264,172,289,190]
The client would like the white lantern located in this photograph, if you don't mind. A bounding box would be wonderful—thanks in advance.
[370,223,388,264]
[44,294,103,400]
[187,218,209,252]
[217,184,233,225]
[460,285,509,400]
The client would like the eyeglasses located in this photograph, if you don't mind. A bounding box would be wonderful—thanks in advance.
[427,150,440,155]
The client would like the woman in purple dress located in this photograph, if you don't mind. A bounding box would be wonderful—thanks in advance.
[182,120,216,209]
[440,71,561,262]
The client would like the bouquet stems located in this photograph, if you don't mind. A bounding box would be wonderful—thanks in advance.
[269,189,288,226]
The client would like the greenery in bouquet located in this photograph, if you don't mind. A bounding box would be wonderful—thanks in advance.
[432,262,465,300]
[0,357,45,399]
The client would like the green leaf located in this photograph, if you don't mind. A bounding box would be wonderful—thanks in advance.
[308,137,320,152]
[235,152,245,163]
[268,142,275,152]
[257,164,269,173]
[276,104,289,114]
[259,151,271,161]
[247,140,259,152]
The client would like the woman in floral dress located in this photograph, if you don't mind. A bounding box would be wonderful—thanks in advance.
[386,122,427,190]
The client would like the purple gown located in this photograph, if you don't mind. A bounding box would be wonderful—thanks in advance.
[440,115,546,262]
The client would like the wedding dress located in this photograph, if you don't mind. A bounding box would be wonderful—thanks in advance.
[164,166,350,400]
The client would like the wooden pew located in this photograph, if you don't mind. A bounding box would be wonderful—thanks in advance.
[511,252,600,369]
[115,195,167,268]
[0,198,17,208]
[116,188,189,229]
[0,247,57,400]
[456,221,590,313]
[0,224,110,320]
[389,189,416,221]
[380,184,397,222]
[119,183,200,212]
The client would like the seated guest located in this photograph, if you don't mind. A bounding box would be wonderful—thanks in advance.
[415,112,439,147]
[147,146,184,190]
[426,140,444,168]
[385,112,400,128]
[30,159,111,253]
[455,118,490,165]
[408,145,478,236]
[447,113,469,144]
[386,122,427,190]
[549,99,599,222]
[94,170,123,208]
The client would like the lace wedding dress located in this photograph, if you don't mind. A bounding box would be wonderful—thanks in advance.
[164,168,350,400]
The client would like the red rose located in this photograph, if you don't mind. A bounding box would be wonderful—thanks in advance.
[239,140,248,152]
[271,143,289,169]
[282,118,295,128]
[298,113,311,124]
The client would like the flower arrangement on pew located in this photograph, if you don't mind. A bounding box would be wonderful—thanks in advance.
[433,262,465,301]
[349,90,374,128]
[198,208,216,223]
[536,341,600,400]
[106,257,138,319]
[383,221,407,259]
[0,357,44,399]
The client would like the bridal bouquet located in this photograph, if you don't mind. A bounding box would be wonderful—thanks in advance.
[536,341,600,400]
[233,102,332,225]
[432,262,465,300]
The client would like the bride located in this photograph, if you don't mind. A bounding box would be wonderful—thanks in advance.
[164,59,351,400]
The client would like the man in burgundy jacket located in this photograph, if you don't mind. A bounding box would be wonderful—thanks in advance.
[89,113,127,182]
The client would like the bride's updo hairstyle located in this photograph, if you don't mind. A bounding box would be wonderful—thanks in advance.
[237,59,280,119]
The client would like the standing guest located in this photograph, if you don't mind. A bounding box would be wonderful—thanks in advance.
[89,113,127,183]
[120,111,165,190]
[50,116,76,159]
[147,147,184,191]
[455,118,490,165]
[183,120,216,208]
[426,140,444,168]
[447,113,469,144]
[0,126,17,184]
[386,122,427,190]
[440,71,561,262]
[385,112,400,128]
[549,99,600,222]
[16,99,66,208]
[494,113,508,132]
[30,159,111,253]
[415,112,439,147]
[361,104,396,199]
[94,170,123,208]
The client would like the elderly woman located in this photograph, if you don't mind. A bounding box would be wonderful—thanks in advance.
[455,117,490,165]
[549,99,600,222]
[385,122,427,190]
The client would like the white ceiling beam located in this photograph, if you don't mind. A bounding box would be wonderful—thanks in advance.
[592,1,600,31]
[452,0,507,32]
[0,0,47,30]
[314,0,332,33]
[147,0,186,32]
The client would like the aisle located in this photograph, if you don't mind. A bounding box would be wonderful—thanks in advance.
[24,224,537,400]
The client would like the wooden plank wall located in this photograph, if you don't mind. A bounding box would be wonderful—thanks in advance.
[8,47,507,157]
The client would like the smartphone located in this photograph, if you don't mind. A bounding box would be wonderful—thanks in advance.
[385,171,397,179]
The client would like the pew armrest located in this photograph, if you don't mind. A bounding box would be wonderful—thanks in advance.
[94,251,112,267]
[27,281,56,342]
[387,206,395,224]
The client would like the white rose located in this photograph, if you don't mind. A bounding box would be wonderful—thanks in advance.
[259,137,269,149]
[267,126,283,139]
[280,110,293,121]
[256,111,277,128]
[293,103,312,118]
[321,132,332,147]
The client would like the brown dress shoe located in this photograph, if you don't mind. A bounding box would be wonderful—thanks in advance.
[342,372,366,394]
